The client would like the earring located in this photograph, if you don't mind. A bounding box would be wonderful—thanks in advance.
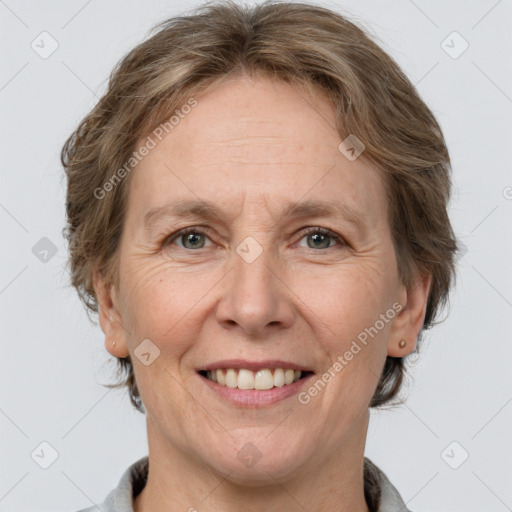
[398,339,406,348]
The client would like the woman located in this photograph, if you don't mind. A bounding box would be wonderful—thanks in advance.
[62,1,459,510]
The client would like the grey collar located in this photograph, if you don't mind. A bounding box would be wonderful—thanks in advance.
[80,455,411,512]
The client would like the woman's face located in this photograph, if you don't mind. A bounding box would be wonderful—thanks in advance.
[97,74,430,482]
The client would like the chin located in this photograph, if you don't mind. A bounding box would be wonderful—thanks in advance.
[197,432,312,485]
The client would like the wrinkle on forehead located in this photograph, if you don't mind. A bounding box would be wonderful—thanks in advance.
[126,75,388,239]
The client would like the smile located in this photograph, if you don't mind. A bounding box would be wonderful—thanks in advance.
[197,360,315,407]
[200,368,312,390]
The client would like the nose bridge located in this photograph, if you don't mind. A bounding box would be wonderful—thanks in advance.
[217,225,293,335]
[234,230,276,313]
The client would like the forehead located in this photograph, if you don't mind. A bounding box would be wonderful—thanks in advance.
[126,75,387,227]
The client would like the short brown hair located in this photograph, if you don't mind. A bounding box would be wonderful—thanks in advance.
[61,0,461,413]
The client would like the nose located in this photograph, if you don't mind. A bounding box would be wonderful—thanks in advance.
[215,240,295,337]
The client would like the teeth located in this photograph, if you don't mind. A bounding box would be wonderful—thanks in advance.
[204,368,305,389]
[254,369,273,390]
[225,368,237,388]
[273,368,285,387]
[238,369,255,390]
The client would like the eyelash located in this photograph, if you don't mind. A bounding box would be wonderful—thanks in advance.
[162,226,346,251]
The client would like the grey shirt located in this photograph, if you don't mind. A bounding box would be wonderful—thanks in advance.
[75,456,411,512]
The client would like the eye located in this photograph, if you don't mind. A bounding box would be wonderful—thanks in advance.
[163,226,346,251]
[164,227,214,250]
[297,227,346,250]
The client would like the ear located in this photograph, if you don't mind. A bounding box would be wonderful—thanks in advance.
[93,270,130,358]
[387,271,432,357]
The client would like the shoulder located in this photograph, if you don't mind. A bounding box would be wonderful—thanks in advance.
[71,488,116,512]
[364,457,413,512]
[71,456,149,512]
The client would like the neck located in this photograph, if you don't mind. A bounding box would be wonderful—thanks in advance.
[134,412,371,512]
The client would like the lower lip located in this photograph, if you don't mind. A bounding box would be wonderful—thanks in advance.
[199,373,314,407]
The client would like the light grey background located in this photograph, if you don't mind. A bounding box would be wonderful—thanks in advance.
[1,0,511,511]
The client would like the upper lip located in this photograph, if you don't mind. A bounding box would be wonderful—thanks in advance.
[199,359,314,373]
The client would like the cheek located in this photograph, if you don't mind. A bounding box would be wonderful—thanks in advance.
[121,262,204,420]
[295,262,392,394]
[122,254,197,315]
[119,259,209,358]
[297,260,389,337]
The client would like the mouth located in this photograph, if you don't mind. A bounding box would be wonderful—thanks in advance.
[197,367,314,390]
[196,360,315,406]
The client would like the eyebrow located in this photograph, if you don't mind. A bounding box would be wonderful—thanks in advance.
[143,198,369,232]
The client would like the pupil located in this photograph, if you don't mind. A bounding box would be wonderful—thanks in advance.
[185,232,203,248]
[310,233,328,249]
